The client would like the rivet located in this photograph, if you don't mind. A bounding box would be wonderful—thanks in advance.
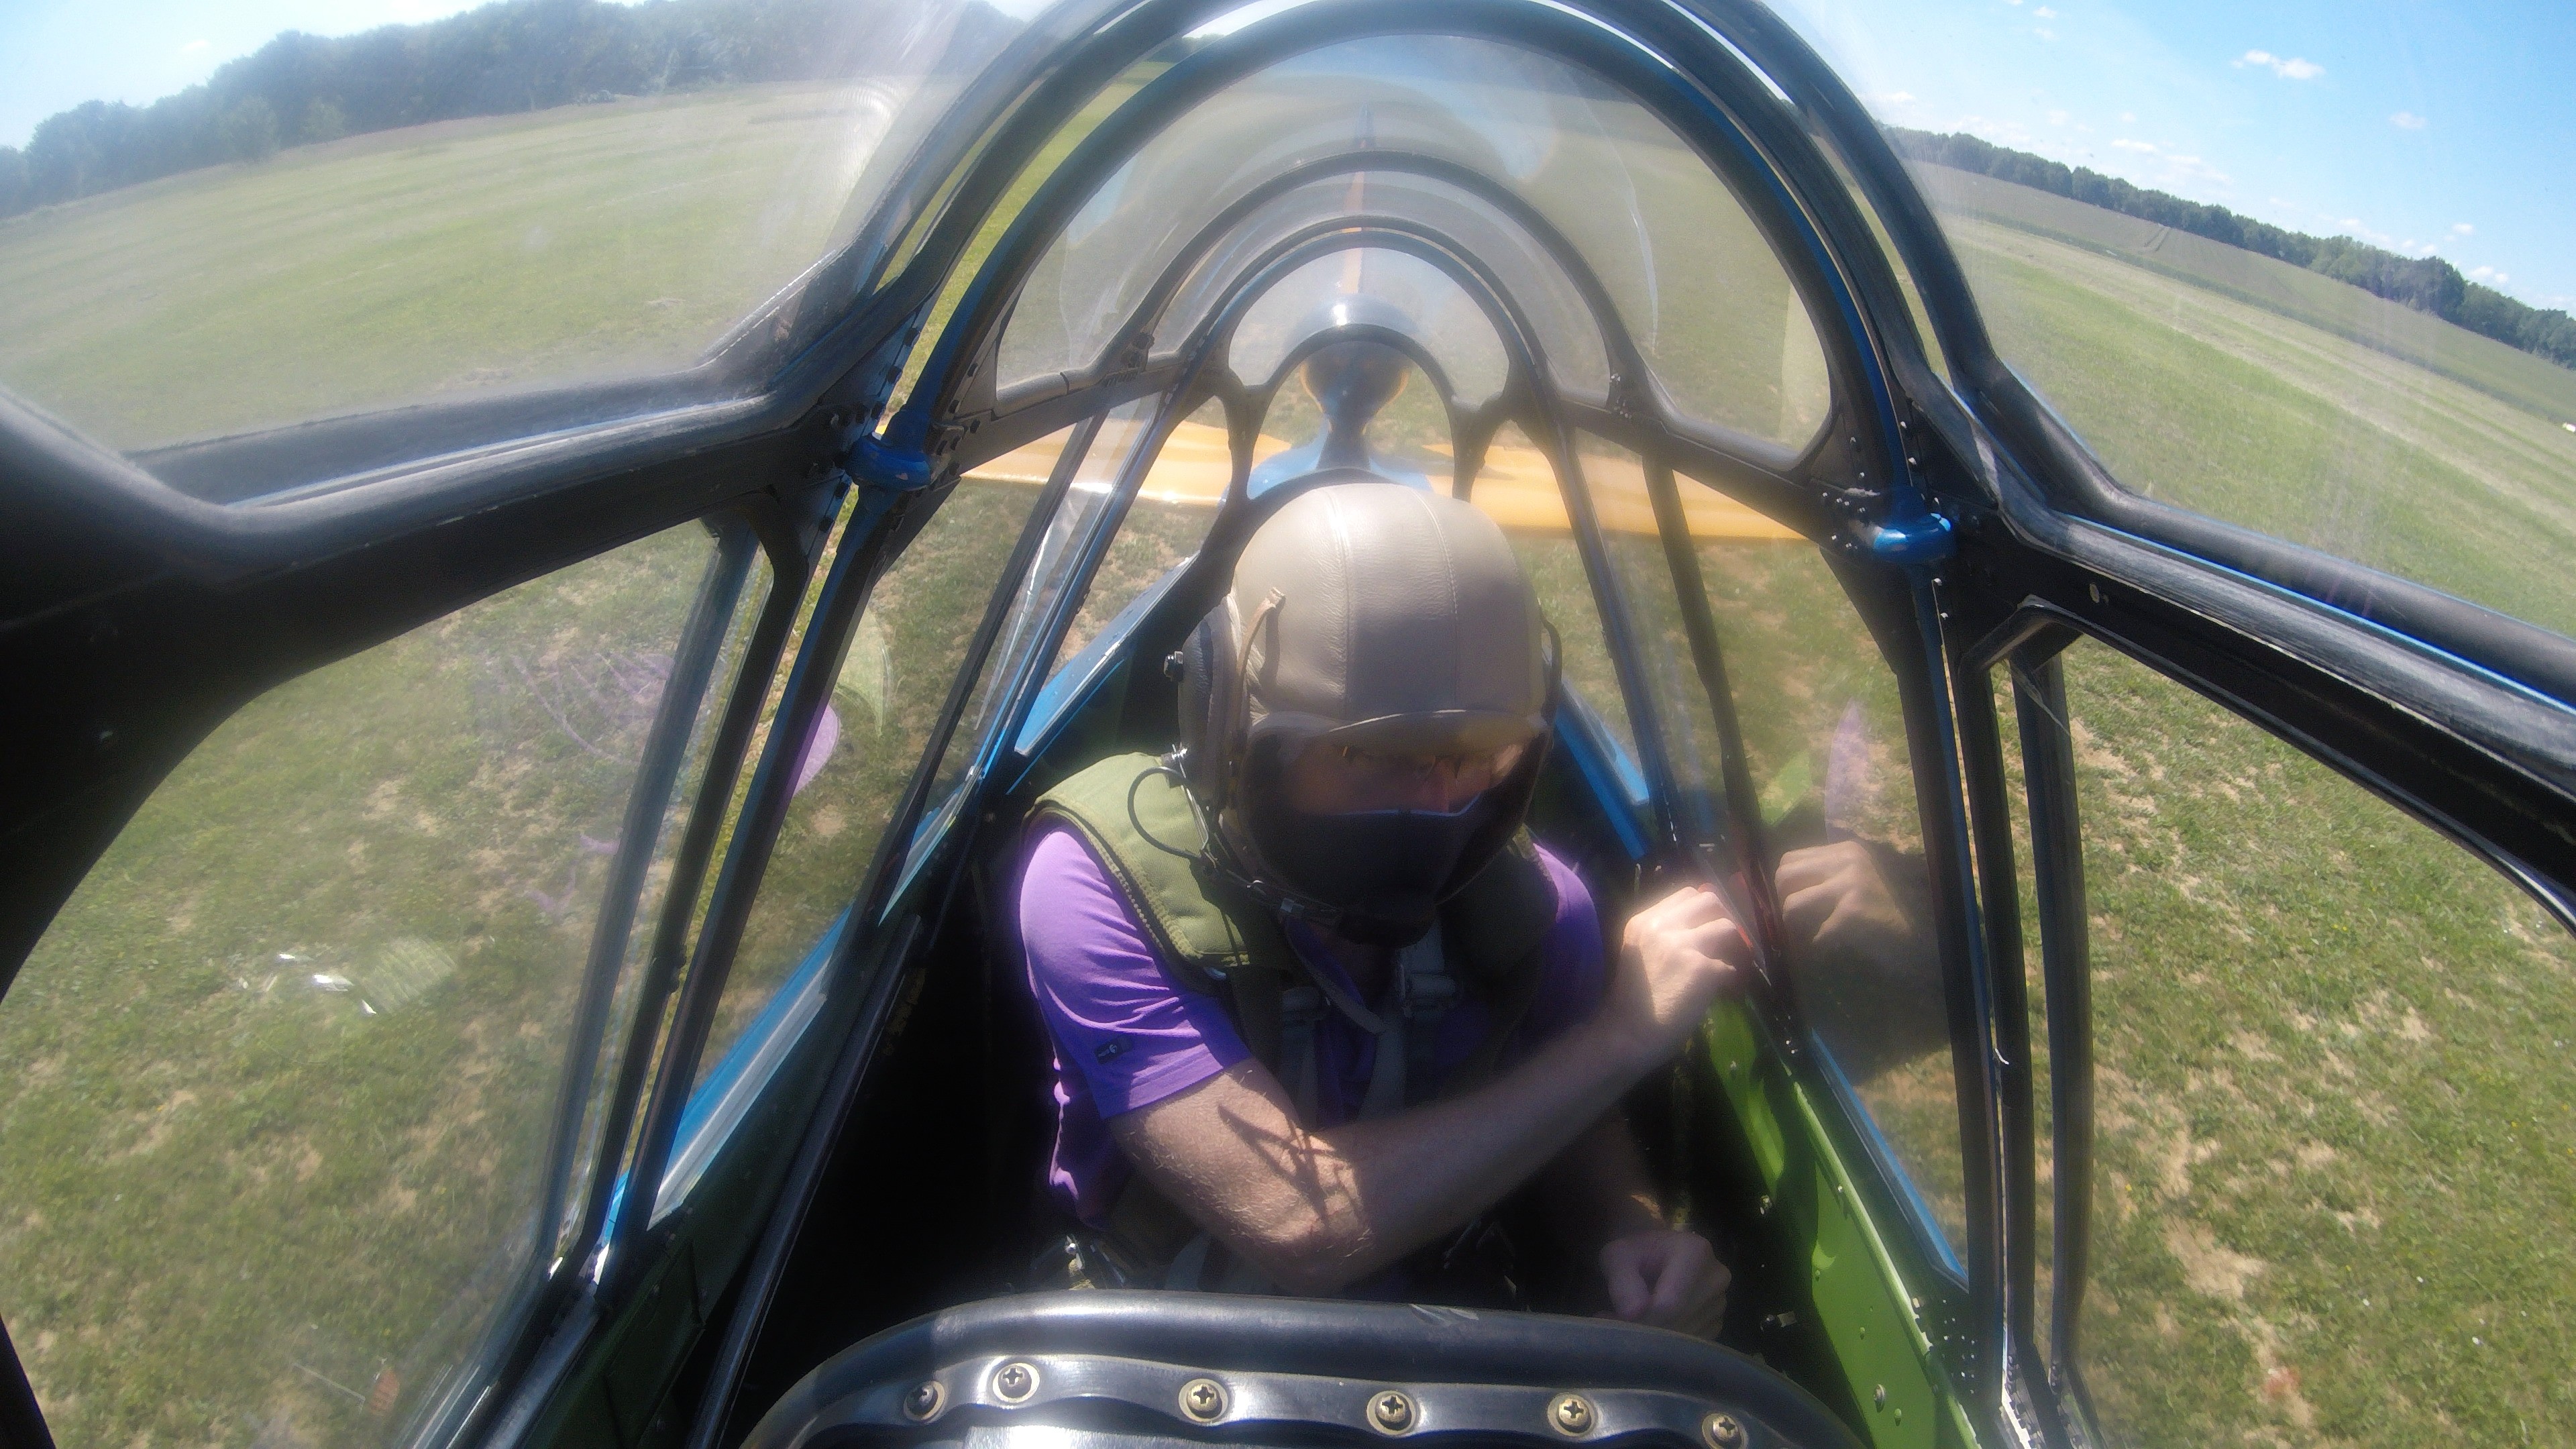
[1367,1389,1417,1434]
[1179,1378,1228,1423]
[1756,1195,1772,1216]
[1548,1393,1596,1436]
[904,1380,945,1421]
[1874,1384,1887,1410]
[1702,1411,1746,1448]
[2088,582,2106,605]
[993,1362,1039,1404]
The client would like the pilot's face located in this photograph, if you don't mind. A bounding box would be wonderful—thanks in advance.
[1283,741,1526,815]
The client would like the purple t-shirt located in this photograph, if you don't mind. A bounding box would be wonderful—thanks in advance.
[1019,822,1607,1226]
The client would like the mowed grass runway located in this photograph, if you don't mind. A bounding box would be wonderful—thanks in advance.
[1,91,2571,1449]
[0,83,934,451]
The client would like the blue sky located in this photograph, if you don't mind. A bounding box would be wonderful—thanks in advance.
[5,0,2569,307]
[1768,0,2576,308]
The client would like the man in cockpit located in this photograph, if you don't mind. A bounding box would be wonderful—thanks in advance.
[1016,478,1746,1332]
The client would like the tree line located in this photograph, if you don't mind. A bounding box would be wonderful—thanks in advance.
[1886,126,2576,372]
[0,0,1017,219]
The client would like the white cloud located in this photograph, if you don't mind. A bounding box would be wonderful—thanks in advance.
[2328,215,2406,250]
[1878,91,1918,105]
[2120,111,2137,122]
[2034,5,2057,15]
[2391,111,2428,129]
[2470,266,2511,283]
[2102,138,2231,188]
[2451,223,2475,235]
[180,38,210,52]
[1953,113,2038,147]
[2035,27,2057,40]
[2048,109,2070,125]
[2237,50,2324,80]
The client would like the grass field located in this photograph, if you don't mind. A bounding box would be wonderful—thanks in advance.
[1912,168,2576,1442]
[1915,164,2576,639]
[0,525,733,1447]
[1994,643,2576,1446]
[2,71,2573,1449]
[0,81,947,451]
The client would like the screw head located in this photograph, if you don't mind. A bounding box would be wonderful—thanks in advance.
[1366,1390,1417,1434]
[903,1380,945,1421]
[1179,1378,1228,1424]
[993,1362,1039,1404]
[1702,1411,1745,1449]
[1548,1393,1597,1436]
[1874,1384,1888,1410]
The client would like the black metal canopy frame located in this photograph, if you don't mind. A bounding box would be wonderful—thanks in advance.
[1,1,2573,1448]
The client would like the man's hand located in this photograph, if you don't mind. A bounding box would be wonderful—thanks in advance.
[1597,885,1751,1071]
[1601,1228,1729,1336]
[1773,840,1946,1078]
[1776,841,1912,965]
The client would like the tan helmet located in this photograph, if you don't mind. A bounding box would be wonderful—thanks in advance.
[1177,480,1554,941]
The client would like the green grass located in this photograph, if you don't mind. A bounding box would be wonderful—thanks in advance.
[1940,204,2576,639]
[1915,164,2576,427]
[0,83,936,451]
[704,478,1050,1078]
[5,71,2576,1449]
[0,525,724,1447]
[1998,645,2576,1446]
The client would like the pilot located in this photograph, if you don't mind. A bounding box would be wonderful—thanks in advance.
[1017,478,1748,1334]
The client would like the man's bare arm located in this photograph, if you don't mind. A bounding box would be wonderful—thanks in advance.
[1109,884,1747,1295]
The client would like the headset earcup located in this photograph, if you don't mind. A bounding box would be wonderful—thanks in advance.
[1178,602,1235,811]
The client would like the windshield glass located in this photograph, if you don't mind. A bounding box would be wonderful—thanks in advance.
[0,0,1026,460]
[994,32,1833,454]
[1772,0,2576,642]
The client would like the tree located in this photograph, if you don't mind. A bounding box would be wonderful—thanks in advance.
[219,97,281,164]
[0,147,29,219]
[300,99,348,144]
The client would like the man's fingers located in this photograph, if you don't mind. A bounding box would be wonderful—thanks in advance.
[1680,916,1746,959]
[1779,884,1825,938]
[1772,848,1831,894]
[1599,1232,1732,1337]
[1646,885,1725,928]
[1643,1237,1708,1322]
[1780,878,1845,935]
[1599,1240,1652,1320]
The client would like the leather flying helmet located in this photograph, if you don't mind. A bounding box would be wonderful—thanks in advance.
[1178,481,1555,945]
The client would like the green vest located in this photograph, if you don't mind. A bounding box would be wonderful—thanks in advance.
[1031,751,1560,1096]
[1030,751,1562,1277]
